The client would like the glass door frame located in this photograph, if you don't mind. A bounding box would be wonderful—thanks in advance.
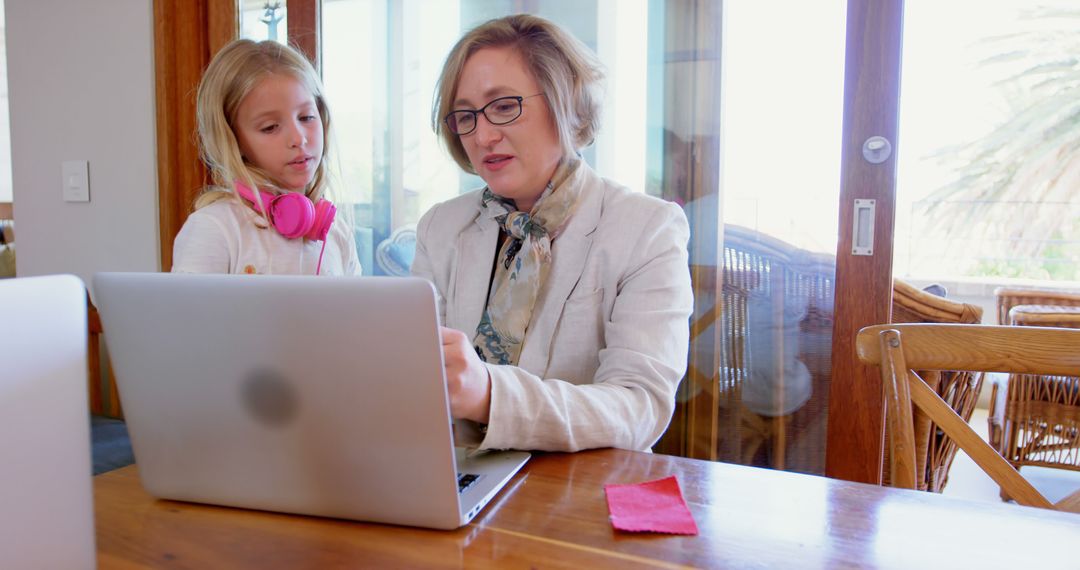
[657,0,904,482]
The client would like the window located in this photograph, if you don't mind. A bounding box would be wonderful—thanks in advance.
[0,3,12,204]
[0,1,15,278]
[320,0,652,275]
[316,0,849,473]
[240,0,289,44]
[896,0,1080,283]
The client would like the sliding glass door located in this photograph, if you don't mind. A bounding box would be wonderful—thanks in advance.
[228,0,905,481]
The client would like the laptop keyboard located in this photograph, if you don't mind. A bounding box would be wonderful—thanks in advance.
[457,473,480,494]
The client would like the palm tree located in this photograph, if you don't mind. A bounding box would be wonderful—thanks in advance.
[919,6,1080,280]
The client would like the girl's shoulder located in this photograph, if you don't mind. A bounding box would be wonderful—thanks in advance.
[176,195,269,248]
[190,194,257,225]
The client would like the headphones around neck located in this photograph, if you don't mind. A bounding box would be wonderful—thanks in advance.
[234,181,336,241]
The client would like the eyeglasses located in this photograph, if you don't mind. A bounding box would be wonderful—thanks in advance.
[443,93,543,136]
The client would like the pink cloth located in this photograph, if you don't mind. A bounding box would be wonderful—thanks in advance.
[604,475,699,535]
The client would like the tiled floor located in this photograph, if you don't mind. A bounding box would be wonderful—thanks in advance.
[941,408,1080,506]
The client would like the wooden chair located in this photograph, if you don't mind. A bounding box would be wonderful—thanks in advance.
[0,202,14,278]
[856,323,1080,512]
[886,280,984,492]
[88,296,122,418]
[989,287,1080,478]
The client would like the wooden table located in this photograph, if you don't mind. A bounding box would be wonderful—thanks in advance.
[95,449,1080,569]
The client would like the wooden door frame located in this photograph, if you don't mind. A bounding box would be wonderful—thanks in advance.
[154,0,236,271]
[825,0,904,484]
[650,0,724,460]
[288,0,321,72]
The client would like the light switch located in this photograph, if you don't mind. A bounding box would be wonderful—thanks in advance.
[62,160,90,202]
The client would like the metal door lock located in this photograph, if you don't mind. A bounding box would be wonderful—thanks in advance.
[862,136,892,164]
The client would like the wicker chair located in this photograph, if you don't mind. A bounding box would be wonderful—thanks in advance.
[718,226,988,482]
[719,225,834,474]
[857,323,1080,513]
[989,287,1080,479]
[886,280,984,492]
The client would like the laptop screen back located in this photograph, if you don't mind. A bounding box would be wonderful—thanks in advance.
[93,273,464,529]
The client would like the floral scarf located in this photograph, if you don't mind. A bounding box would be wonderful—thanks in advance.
[473,158,584,365]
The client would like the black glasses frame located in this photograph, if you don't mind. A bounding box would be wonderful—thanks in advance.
[443,93,542,136]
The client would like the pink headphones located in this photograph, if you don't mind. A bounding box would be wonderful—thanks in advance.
[234,181,336,241]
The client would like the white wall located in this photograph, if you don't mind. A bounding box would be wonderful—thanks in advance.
[6,0,158,290]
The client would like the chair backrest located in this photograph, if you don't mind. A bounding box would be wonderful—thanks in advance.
[374,225,417,277]
[994,286,1080,325]
[892,279,983,325]
[856,323,1080,510]
[887,279,984,492]
[1008,304,1080,329]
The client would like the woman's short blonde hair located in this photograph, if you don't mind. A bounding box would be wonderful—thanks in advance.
[194,39,333,211]
[431,14,605,173]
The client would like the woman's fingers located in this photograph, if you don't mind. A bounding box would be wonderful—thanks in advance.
[438,326,491,423]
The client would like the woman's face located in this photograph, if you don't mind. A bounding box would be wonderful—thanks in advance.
[453,46,563,212]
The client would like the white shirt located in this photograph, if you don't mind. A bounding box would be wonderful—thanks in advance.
[172,198,362,276]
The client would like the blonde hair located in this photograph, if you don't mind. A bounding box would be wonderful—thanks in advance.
[194,39,334,212]
[431,14,605,173]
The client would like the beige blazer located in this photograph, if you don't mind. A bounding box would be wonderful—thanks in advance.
[411,164,692,452]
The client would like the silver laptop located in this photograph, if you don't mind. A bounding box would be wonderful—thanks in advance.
[0,275,96,569]
[92,272,529,530]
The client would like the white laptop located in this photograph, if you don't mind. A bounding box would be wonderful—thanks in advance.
[92,272,529,530]
[0,275,96,569]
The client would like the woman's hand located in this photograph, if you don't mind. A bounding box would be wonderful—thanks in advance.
[440,326,492,424]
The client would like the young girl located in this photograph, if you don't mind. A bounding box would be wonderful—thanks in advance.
[172,39,361,276]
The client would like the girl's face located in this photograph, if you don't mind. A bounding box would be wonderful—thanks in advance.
[453,46,563,212]
[234,73,324,192]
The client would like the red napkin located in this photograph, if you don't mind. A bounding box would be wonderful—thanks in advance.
[603,475,699,535]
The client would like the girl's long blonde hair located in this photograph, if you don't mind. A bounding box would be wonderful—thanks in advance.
[194,39,334,212]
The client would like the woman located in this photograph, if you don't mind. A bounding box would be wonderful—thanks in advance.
[412,14,692,452]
